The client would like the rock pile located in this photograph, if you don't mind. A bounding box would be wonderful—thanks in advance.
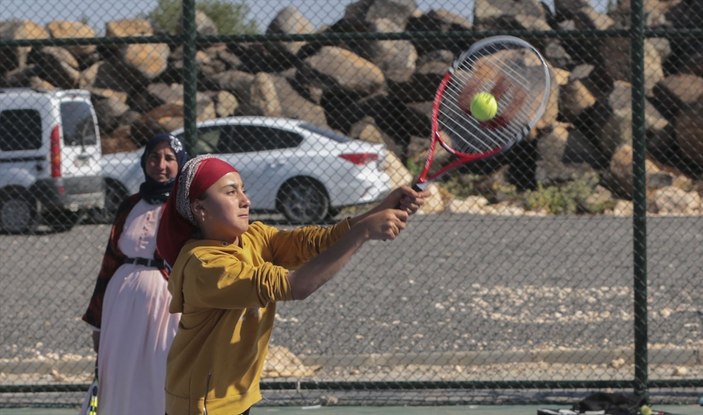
[1,0,702,215]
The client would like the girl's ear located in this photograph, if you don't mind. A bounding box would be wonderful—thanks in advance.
[191,200,204,218]
[190,200,207,226]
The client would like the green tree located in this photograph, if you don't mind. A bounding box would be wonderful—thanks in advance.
[149,0,258,35]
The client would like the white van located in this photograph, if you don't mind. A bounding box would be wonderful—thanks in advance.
[0,88,104,233]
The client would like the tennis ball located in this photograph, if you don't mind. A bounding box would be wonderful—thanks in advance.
[470,92,498,122]
[640,405,652,415]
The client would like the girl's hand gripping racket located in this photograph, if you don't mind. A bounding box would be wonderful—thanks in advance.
[412,35,552,191]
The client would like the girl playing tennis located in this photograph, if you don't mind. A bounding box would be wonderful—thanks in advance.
[157,155,428,415]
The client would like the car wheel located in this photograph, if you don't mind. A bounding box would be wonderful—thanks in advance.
[89,181,127,224]
[277,178,330,224]
[45,210,82,233]
[0,188,36,234]
[326,207,340,220]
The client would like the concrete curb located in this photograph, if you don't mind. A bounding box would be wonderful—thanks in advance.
[299,348,703,368]
[0,348,700,376]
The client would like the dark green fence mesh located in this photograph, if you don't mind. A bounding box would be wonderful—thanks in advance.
[0,0,701,409]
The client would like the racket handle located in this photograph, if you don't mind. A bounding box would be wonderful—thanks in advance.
[412,182,429,192]
[395,181,429,210]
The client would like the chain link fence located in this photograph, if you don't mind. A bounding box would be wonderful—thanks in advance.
[1,0,702,409]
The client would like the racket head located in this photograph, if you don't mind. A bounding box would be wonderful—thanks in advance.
[422,36,552,183]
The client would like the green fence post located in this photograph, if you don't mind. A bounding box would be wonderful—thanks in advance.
[630,0,649,400]
[182,0,198,150]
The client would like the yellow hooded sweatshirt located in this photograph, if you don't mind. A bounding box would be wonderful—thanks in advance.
[165,220,351,415]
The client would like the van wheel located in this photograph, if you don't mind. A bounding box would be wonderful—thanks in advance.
[0,189,36,234]
[277,178,330,224]
[88,181,127,224]
[327,207,340,220]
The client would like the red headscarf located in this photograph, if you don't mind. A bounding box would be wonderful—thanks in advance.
[157,155,238,266]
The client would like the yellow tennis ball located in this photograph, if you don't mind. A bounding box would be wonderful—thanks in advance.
[470,92,498,122]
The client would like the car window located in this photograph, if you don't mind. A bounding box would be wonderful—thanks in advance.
[224,125,302,153]
[299,122,350,143]
[184,127,222,155]
[175,127,222,155]
[60,101,97,146]
[0,109,43,151]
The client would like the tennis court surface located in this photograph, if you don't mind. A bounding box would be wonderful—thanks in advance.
[2,404,701,415]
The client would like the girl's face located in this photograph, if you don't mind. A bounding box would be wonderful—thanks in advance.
[145,141,179,183]
[192,172,251,242]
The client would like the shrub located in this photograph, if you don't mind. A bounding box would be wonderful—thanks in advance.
[149,0,258,35]
[524,173,613,214]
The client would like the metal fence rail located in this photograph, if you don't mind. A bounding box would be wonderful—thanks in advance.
[0,0,701,408]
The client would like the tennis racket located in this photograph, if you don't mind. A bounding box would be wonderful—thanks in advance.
[411,35,552,191]
[88,365,98,415]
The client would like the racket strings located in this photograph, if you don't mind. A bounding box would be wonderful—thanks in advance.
[493,56,548,123]
[438,47,549,156]
[442,69,508,152]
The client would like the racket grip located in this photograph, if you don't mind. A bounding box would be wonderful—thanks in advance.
[412,182,429,192]
[395,181,429,209]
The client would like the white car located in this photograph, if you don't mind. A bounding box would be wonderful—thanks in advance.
[99,117,392,223]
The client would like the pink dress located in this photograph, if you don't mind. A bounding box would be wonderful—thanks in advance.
[81,199,180,415]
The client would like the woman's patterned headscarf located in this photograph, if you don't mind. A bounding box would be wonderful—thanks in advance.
[157,155,239,266]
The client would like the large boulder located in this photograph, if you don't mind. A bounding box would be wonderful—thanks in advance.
[266,6,315,56]
[248,72,282,117]
[344,0,418,28]
[535,122,598,184]
[207,69,256,106]
[559,64,598,121]
[596,81,669,157]
[608,144,662,197]
[406,9,471,55]
[27,46,80,89]
[270,74,327,126]
[358,18,417,82]
[387,49,452,102]
[611,0,682,27]
[652,73,703,120]
[475,0,546,19]
[474,0,547,30]
[298,46,385,96]
[0,20,49,73]
[105,19,170,81]
[674,101,703,167]
[600,38,665,97]
[204,90,239,118]
[45,20,98,63]
[90,88,131,133]
[191,10,219,36]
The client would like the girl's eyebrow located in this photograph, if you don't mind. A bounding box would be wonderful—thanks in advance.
[221,182,243,191]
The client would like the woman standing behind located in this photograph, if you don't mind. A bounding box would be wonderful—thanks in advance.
[81,133,187,414]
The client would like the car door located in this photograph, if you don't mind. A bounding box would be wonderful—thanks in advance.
[182,122,303,211]
[59,99,102,180]
[217,124,292,211]
[177,124,267,209]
